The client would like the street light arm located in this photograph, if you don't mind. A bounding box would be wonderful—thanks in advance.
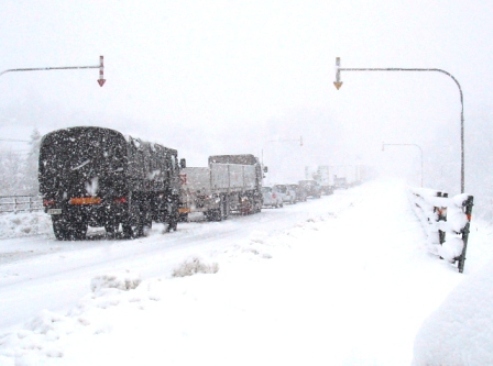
[336,58,465,192]
[339,67,464,116]
[0,56,106,87]
[0,65,100,77]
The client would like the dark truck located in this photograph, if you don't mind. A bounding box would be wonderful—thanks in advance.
[38,126,183,240]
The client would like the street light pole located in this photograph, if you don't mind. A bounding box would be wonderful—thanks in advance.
[382,142,424,187]
[334,57,465,193]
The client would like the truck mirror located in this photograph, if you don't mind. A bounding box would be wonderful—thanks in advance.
[180,158,186,168]
[263,166,268,173]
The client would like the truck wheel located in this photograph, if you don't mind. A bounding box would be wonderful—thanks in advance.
[52,217,87,240]
[123,202,144,239]
[164,201,179,232]
[105,221,120,238]
[254,201,262,213]
[206,209,221,222]
[104,213,121,238]
[164,212,178,232]
[73,222,88,240]
[165,221,177,232]
[142,210,153,236]
[221,195,230,220]
[52,217,69,240]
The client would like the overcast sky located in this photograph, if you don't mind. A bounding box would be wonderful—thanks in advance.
[1,0,492,189]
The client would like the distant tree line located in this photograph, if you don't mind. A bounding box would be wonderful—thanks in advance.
[0,129,41,196]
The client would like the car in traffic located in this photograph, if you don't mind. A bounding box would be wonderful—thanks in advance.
[289,184,307,202]
[262,186,284,208]
[286,184,301,204]
[334,177,348,190]
[273,184,296,204]
[298,179,322,199]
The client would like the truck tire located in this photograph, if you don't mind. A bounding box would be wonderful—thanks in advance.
[122,202,144,239]
[142,201,153,236]
[104,224,119,238]
[164,218,178,232]
[104,216,120,238]
[73,222,88,240]
[52,216,69,240]
[207,195,229,222]
[52,216,87,240]
[221,195,230,220]
[164,199,179,232]
[164,210,178,232]
[208,209,221,222]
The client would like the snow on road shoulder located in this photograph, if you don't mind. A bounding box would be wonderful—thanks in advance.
[0,180,492,365]
[412,257,493,365]
[0,211,51,239]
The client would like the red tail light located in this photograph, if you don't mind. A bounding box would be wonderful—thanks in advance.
[43,199,55,207]
[114,197,128,204]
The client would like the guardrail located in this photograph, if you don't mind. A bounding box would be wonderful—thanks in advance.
[409,187,473,273]
[0,195,44,213]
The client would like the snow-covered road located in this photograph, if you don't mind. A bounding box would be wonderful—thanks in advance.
[1,179,492,365]
[0,184,357,331]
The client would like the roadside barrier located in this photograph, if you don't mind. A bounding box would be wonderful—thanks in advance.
[0,195,44,213]
[409,187,473,273]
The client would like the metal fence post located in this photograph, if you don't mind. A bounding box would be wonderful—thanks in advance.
[437,192,448,245]
[458,195,474,273]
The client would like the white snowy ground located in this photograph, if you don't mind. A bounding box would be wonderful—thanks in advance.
[0,179,493,365]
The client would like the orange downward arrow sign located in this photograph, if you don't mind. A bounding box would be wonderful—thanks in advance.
[333,81,343,90]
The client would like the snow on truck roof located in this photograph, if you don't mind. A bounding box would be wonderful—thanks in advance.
[208,154,259,165]
[42,126,178,155]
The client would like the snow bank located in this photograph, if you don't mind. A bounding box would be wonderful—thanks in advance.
[0,212,52,239]
[172,257,219,277]
[90,270,142,292]
[413,259,493,365]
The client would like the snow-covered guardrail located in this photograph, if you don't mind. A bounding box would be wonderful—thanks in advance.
[409,187,473,273]
[0,196,44,213]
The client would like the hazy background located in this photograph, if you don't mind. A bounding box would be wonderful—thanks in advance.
[1,0,493,214]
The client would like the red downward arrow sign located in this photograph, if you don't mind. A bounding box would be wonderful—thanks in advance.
[98,55,106,87]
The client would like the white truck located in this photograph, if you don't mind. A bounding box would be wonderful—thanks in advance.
[179,154,264,221]
[316,166,334,195]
